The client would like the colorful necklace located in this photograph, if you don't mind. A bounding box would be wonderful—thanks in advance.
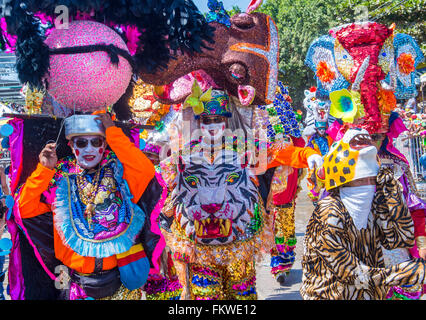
[76,167,102,228]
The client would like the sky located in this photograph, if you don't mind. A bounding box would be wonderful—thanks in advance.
[193,0,252,13]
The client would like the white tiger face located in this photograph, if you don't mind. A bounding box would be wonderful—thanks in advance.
[303,88,330,132]
[171,150,260,245]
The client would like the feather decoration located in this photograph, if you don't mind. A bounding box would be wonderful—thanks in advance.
[2,0,215,87]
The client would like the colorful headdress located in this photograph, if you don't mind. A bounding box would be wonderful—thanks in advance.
[317,128,379,190]
[197,90,232,119]
[184,79,231,119]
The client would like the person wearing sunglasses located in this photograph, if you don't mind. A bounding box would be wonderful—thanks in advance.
[17,113,156,300]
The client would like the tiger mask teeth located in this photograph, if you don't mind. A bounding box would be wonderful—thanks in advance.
[194,218,232,239]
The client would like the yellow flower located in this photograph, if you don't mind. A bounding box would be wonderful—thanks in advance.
[183,79,212,115]
[329,89,363,123]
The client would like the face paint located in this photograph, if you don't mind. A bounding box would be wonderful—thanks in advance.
[71,135,106,169]
[200,122,226,142]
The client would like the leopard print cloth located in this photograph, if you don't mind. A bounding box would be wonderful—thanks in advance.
[301,168,426,299]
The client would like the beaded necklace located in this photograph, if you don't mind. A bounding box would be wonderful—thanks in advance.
[76,167,102,228]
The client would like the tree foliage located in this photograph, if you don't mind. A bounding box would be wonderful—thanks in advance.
[258,0,425,107]
[226,5,242,16]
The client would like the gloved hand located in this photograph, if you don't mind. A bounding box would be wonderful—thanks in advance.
[307,154,323,170]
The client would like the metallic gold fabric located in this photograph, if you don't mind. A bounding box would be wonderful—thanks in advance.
[99,284,142,300]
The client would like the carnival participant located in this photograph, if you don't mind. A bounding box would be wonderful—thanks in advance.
[160,88,322,300]
[300,128,426,300]
[372,114,426,299]
[17,113,155,300]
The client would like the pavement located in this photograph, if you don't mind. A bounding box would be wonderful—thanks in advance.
[256,181,314,300]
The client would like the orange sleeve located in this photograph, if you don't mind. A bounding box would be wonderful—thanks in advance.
[267,145,320,169]
[105,126,155,203]
[19,163,55,219]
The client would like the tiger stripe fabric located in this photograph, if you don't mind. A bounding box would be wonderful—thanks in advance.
[301,168,426,299]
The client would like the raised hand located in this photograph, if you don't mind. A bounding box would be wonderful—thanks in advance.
[95,113,115,130]
[39,143,58,170]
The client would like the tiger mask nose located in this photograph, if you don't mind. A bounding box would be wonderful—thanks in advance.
[201,203,223,214]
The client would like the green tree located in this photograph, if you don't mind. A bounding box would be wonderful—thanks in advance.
[227,5,242,17]
[259,0,343,107]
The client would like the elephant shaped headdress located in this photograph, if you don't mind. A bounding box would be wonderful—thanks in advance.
[305,21,424,134]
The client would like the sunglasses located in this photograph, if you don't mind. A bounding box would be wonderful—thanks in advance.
[73,137,105,149]
[201,117,226,125]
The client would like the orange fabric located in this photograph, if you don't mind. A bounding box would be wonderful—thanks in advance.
[267,145,320,169]
[18,126,155,274]
[19,163,55,218]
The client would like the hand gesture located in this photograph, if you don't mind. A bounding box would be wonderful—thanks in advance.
[419,248,426,260]
[39,143,58,170]
[95,113,115,130]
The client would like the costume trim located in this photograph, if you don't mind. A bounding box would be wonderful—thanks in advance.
[54,158,145,258]
[163,196,274,268]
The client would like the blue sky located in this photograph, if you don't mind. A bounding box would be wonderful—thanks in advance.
[193,0,252,13]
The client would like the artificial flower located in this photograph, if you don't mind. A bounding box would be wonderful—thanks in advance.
[377,88,396,114]
[316,61,335,83]
[183,79,212,115]
[329,89,363,123]
[397,53,415,75]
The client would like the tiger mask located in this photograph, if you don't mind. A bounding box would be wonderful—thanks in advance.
[170,150,260,245]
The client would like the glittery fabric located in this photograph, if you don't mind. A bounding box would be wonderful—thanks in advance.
[161,197,274,300]
[144,274,182,300]
[270,203,297,277]
[189,262,257,300]
[99,284,142,300]
[45,20,132,112]
[386,284,424,300]
[128,80,171,126]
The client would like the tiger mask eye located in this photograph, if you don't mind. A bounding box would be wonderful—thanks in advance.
[185,176,199,188]
[225,173,240,185]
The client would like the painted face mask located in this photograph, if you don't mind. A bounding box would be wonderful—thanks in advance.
[72,135,106,169]
[200,121,226,142]
[317,128,380,190]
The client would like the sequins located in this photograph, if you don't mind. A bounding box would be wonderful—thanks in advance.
[45,20,132,112]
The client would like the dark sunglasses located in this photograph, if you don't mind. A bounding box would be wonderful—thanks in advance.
[73,137,105,148]
[201,117,226,125]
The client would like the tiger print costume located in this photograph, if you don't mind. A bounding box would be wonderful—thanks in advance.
[301,167,426,300]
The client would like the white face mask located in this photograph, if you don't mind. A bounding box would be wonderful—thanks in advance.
[71,135,106,169]
[340,185,376,230]
[200,122,226,142]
